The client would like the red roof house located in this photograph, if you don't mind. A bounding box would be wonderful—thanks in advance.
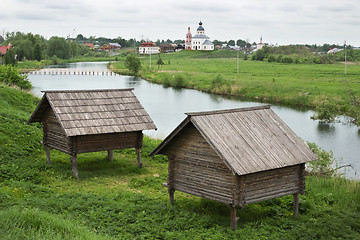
[0,43,12,57]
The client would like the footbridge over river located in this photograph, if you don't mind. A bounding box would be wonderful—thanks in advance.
[23,68,118,76]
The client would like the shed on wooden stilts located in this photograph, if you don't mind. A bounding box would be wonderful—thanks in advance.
[151,105,317,230]
[28,88,157,179]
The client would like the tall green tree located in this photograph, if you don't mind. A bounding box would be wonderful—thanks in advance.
[124,54,141,75]
[157,54,164,71]
[227,40,235,46]
[14,39,33,60]
[47,36,70,59]
[4,48,16,65]
[33,43,42,61]
[236,39,247,48]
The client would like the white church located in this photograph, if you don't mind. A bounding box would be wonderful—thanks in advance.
[185,21,214,51]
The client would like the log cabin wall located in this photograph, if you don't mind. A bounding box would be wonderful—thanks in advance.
[76,131,142,154]
[163,123,235,204]
[242,164,305,205]
[43,108,72,154]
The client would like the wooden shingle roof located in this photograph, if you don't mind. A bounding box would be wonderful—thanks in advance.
[28,89,157,136]
[151,105,317,175]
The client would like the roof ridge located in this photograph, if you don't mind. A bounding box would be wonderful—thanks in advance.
[41,88,134,93]
[185,105,271,116]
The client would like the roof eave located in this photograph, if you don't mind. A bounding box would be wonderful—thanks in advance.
[150,117,190,157]
[27,94,48,124]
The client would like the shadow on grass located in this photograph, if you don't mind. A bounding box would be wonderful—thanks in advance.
[44,149,150,181]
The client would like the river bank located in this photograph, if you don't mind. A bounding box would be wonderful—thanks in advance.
[1,83,360,239]
[110,50,360,124]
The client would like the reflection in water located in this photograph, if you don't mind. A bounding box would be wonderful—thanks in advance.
[126,76,141,87]
[209,93,224,104]
[317,123,336,135]
[28,62,360,179]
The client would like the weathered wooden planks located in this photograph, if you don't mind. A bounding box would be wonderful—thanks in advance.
[28,89,156,179]
[151,106,317,231]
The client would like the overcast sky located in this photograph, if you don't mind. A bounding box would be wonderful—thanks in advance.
[2,0,359,46]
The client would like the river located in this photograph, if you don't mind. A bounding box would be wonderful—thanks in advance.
[28,62,360,179]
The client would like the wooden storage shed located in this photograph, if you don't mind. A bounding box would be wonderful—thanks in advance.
[28,89,157,179]
[150,105,317,230]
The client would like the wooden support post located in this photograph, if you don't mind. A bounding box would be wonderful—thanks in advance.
[169,188,175,205]
[108,150,114,161]
[168,155,175,205]
[230,205,237,231]
[70,154,79,180]
[136,148,142,168]
[44,145,51,165]
[293,193,299,218]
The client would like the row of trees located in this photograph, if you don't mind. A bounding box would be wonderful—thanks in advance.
[0,32,110,63]
[250,45,360,64]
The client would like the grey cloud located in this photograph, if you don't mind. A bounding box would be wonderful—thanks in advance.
[15,12,57,21]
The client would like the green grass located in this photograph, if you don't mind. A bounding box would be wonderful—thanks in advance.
[1,83,360,239]
[111,50,360,121]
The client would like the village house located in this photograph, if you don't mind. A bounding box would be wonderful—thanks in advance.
[160,44,175,53]
[151,105,317,230]
[100,43,121,51]
[0,43,12,64]
[83,43,95,49]
[139,42,160,55]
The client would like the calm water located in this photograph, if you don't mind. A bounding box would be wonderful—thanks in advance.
[29,62,360,179]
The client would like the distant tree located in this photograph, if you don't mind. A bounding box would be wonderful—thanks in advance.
[227,40,235,46]
[76,34,85,41]
[47,36,70,59]
[114,37,126,48]
[69,41,78,58]
[253,48,266,61]
[14,39,33,60]
[157,54,164,71]
[173,39,185,44]
[33,43,42,61]
[4,48,16,65]
[321,44,331,53]
[0,35,4,44]
[236,39,247,48]
[124,54,141,75]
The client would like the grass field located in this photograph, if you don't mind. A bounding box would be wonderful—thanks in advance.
[1,84,360,239]
[111,50,360,122]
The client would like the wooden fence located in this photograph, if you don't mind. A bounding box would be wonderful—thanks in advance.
[23,69,118,76]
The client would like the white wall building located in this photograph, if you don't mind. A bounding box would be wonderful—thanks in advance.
[139,42,160,55]
[191,22,214,51]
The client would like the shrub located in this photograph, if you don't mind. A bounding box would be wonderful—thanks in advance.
[306,142,336,175]
[211,74,223,89]
[124,54,141,75]
[51,55,59,65]
[267,54,276,62]
[311,101,339,123]
[0,65,32,90]
[282,56,293,64]
[173,75,185,88]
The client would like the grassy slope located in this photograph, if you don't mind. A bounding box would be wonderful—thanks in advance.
[1,84,360,239]
[111,50,360,120]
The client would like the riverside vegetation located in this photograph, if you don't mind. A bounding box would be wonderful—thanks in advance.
[110,50,360,124]
[0,69,359,239]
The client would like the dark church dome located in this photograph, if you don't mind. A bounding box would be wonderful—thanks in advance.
[197,21,204,31]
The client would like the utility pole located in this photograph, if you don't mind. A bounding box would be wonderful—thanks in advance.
[150,52,151,71]
[344,40,347,75]
[237,50,239,74]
